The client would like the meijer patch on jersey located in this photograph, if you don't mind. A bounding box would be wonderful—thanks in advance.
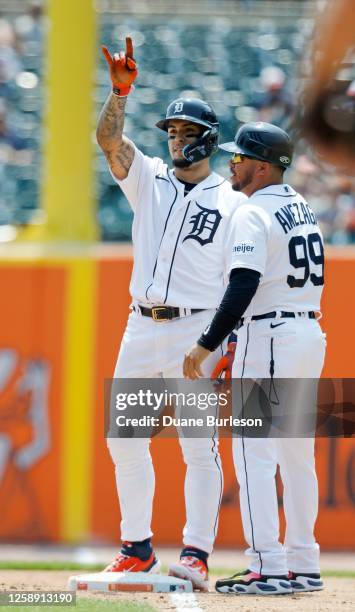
[232,242,255,254]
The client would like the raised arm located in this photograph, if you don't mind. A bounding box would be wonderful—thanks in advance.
[96,37,138,180]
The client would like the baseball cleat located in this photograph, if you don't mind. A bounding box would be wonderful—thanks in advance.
[215,569,293,595]
[103,551,161,573]
[169,556,209,592]
[288,571,324,591]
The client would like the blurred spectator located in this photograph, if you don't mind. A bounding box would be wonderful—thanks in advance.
[331,175,355,244]
[14,1,43,46]
[0,102,33,227]
[0,59,19,103]
[255,66,294,128]
[0,100,26,155]
[0,17,22,81]
[0,103,31,166]
[287,154,355,244]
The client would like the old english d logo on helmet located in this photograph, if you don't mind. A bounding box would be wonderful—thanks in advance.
[174,101,184,113]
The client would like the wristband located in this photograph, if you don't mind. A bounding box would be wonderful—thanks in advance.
[112,84,133,97]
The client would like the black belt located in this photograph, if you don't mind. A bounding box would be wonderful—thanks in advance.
[250,311,316,321]
[138,305,205,322]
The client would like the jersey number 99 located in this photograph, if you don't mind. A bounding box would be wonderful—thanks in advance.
[287,232,324,288]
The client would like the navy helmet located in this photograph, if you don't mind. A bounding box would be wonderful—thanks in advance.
[219,122,293,169]
[156,97,219,163]
[156,97,219,132]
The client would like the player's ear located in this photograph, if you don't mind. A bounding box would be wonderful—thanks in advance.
[256,161,267,175]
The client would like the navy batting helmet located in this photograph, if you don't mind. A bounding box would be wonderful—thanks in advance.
[156,97,219,132]
[156,97,219,163]
[219,122,293,169]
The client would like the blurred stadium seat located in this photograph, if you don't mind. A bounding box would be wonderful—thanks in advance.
[0,0,354,242]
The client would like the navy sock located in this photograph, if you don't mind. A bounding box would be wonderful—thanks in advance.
[180,546,209,569]
[121,538,153,561]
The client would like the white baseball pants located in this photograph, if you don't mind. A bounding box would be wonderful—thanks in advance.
[107,308,224,554]
[232,316,326,575]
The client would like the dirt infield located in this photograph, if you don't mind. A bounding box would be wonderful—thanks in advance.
[0,571,354,611]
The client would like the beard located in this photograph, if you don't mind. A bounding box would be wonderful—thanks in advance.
[232,168,254,192]
[172,158,193,168]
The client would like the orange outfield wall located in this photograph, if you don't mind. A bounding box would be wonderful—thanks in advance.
[91,247,355,550]
[0,266,66,542]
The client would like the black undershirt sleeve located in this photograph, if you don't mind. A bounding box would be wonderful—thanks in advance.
[197,267,261,352]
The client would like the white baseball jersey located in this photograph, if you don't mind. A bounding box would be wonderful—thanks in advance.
[108,145,246,555]
[228,182,326,576]
[227,184,324,315]
[112,146,247,308]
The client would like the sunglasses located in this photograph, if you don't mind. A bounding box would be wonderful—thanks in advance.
[231,153,255,164]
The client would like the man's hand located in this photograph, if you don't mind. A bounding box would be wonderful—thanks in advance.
[102,36,138,94]
[183,344,211,379]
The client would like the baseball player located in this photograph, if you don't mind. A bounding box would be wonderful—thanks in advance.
[184,122,326,595]
[298,0,355,173]
[96,37,246,590]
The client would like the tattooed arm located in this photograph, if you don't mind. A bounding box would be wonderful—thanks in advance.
[96,93,135,180]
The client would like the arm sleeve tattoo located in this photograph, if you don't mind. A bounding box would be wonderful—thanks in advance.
[96,93,135,176]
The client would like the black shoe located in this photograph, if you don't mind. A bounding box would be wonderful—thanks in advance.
[288,571,324,592]
[215,569,292,595]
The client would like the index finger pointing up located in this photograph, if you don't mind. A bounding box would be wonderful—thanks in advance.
[125,36,134,58]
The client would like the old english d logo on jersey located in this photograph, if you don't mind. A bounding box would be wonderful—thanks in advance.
[183,204,222,246]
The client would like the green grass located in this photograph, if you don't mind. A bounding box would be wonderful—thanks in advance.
[0,602,156,612]
[313,570,355,578]
[0,561,354,578]
[0,562,104,571]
